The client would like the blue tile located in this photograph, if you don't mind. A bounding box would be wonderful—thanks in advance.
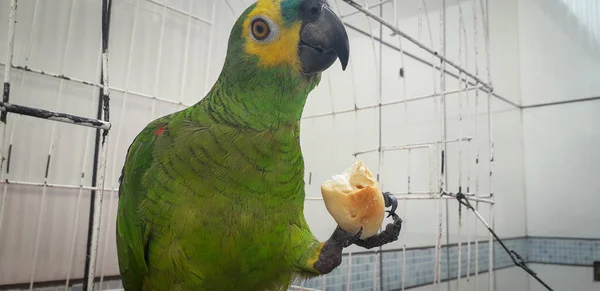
[44,236,600,291]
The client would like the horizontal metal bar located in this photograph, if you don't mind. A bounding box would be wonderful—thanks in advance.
[353,137,472,156]
[341,22,521,109]
[307,193,494,204]
[0,102,111,130]
[146,0,212,25]
[302,86,480,120]
[392,190,479,197]
[1,180,494,204]
[340,0,394,18]
[521,95,600,109]
[0,63,192,107]
[112,86,188,106]
[384,137,472,151]
[341,0,493,91]
[391,193,495,204]
[8,64,100,87]
[0,180,118,192]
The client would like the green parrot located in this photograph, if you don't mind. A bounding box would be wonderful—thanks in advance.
[115,0,402,290]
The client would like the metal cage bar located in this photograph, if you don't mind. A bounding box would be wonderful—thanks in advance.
[0,0,113,289]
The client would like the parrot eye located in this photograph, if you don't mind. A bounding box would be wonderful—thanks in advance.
[252,19,269,39]
[249,16,279,43]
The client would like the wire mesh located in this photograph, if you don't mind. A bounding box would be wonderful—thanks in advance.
[0,0,506,290]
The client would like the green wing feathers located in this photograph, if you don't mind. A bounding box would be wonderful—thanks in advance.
[116,117,170,291]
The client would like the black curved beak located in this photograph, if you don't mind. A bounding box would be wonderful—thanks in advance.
[298,4,350,75]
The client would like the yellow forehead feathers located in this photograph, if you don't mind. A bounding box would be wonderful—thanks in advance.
[242,0,302,70]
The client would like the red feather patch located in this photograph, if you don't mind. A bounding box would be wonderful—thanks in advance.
[154,127,165,135]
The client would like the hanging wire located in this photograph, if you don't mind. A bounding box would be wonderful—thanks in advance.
[443,192,554,291]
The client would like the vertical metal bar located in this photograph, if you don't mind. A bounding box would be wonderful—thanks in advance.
[203,0,217,94]
[0,0,18,127]
[594,0,598,41]
[393,0,409,288]
[418,0,423,41]
[0,0,40,277]
[83,75,104,291]
[373,253,378,291]
[429,0,442,287]
[465,101,473,284]
[97,190,115,289]
[439,1,451,290]
[84,0,112,289]
[223,0,236,16]
[460,0,473,286]
[353,4,384,289]
[177,0,195,107]
[86,107,110,291]
[479,0,495,289]
[376,2,384,289]
[29,0,77,288]
[334,0,358,110]
[149,1,168,119]
[346,252,352,291]
[434,176,442,290]
[456,0,466,288]
[472,0,481,287]
[64,89,99,291]
[0,0,18,239]
[331,0,358,161]
[96,0,140,288]
[0,0,22,245]
[401,239,407,291]
[47,4,88,287]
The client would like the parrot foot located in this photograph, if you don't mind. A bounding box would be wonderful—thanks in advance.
[354,213,403,249]
[313,226,363,274]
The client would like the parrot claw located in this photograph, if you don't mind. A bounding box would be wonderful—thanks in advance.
[383,191,398,219]
[353,212,403,250]
[383,192,398,217]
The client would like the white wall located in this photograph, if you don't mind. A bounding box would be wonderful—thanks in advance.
[518,0,600,106]
[0,0,528,289]
[519,0,600,237]
[519,1,600,290]
[523,100,600,238]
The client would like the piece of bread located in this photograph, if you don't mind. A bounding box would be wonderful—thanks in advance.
[321,160,385,239]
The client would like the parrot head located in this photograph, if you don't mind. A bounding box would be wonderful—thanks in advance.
[222,0,349,79]
[241,0,349,75]
[205,0,350,127]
